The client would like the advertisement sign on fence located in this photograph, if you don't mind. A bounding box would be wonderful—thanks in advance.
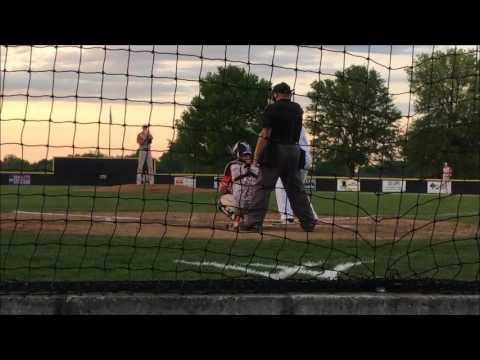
[213,176,222,189]
[174,176,196,188]
[337,179,360,192]
[382,180,406,193]
[8,174,31,185]
[213,176,316,192]
[427,181,452,194]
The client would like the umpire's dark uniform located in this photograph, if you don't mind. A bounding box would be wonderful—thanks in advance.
[243,83,316,232]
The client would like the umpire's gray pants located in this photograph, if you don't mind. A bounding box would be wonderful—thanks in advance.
[244,144,316,231]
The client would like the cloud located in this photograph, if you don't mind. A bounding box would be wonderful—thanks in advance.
[1,44,472,116]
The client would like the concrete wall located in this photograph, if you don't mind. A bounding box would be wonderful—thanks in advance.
[1,293,479,315]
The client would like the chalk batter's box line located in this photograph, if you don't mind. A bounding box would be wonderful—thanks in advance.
[11,210,380,226]
[10,211,361,235]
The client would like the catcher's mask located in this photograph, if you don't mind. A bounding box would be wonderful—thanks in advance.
[232,141,252,160]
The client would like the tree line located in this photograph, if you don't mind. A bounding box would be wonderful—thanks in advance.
[158,48,479,179]
[0,151,160,173]
[2,48,478,179]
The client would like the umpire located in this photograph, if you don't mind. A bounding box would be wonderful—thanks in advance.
[241,82,316,232]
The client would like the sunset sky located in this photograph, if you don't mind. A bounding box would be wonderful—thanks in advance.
[1,45,476,162]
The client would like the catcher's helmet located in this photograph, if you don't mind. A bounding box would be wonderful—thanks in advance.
[232,141,252,159]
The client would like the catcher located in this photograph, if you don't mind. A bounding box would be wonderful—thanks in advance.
[217,141,259,230]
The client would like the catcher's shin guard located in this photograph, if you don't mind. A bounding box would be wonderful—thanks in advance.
[217,194,236,220]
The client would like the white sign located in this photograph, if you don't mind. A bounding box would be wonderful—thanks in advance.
[213,176,222,189]
[214,176,316,192]
[382,180,406,193]
[174,176,196,188]
[427,181,451,194]
[8,174,31,185]
[337,179,360,192]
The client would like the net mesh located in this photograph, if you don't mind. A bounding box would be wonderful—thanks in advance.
[0,45,479,290]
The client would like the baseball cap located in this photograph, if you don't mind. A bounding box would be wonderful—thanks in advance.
[272,82,292,95]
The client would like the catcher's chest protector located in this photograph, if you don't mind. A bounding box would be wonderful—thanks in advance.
[226,161,259,207]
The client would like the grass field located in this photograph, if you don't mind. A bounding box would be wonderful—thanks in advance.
[1,185,479,282]
[1,231,479,281]
[1,185,479,223]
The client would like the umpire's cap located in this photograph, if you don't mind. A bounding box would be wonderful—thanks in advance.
[272,82,292,95]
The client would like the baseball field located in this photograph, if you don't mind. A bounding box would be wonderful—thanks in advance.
[1,184,479,282]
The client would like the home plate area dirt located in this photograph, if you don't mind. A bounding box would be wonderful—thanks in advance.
[1,210,477,242]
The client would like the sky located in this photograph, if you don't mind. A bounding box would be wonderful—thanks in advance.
[1,45,477,162]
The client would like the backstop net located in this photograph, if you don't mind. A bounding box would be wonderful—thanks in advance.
[1,45,479,292]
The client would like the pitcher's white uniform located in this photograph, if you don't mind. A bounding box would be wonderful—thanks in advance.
[136,128,154,185]
[275,127,318,222]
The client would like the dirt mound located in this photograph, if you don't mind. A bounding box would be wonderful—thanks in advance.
[2,211,477,242]
[80,184,216,194]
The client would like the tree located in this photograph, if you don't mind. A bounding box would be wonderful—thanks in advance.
[403,48,479,178]
[167,65,271,172]
[157,142,187,173]
[305,65,402,176]
[30,159,53,172]
[0,155,56,173]
[70,151,107,158]
[0,154,31,172]
[124,151,140,159]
